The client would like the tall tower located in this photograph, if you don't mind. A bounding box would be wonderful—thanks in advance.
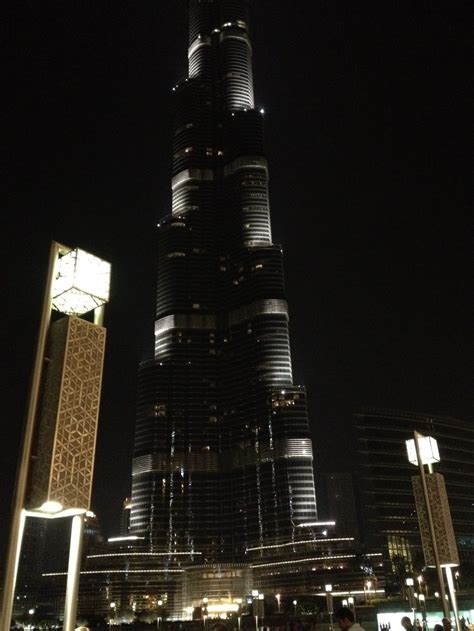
[130,0,318,562]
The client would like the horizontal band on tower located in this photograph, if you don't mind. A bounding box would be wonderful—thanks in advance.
[224,156,268,177]
[228,299,288,326]
[172,168,214,190]
[132,438,314,475]
[155,313,217,336]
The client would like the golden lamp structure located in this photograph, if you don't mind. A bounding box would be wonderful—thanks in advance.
[1,242,111,631]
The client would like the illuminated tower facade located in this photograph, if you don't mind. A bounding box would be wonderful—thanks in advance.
[130,0,318,562]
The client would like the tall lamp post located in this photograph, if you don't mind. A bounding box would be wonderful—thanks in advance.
[275,593,281,614]
[157,599,163,630]
[419,593,427,629]
[406,578,416,623]
[406,432,460,629]
[0,242,111,631]
[109,602,116,630]
[325,584,333,631]
[202,597,208,628]
[347,596,356,621]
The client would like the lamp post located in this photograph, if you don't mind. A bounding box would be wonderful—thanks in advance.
[417,575,428,598]
[109,602,116,630]
[406,432,451,620]
[325,584,333,631]
[419,594,426,629]
[28,608,35,631]
[348,596,356,622]
[407,431,463,631]
[406,578,416,622]
[1,242,111,631]
[236,598,242,631]
[364,580,372,605]
[258,593,264,629]
[202,597,208,628]
[157,599,163,630]
[251,591,259,630]
[275,593,281,613]
[293,600,297,616]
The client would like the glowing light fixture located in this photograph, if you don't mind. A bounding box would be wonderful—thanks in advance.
[40,500,63,514]
[52,248,111,315]
[208,604,239,613]
[406,436,440,466]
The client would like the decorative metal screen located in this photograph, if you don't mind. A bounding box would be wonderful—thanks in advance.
[27,316,106,510]
[412,472,459,567]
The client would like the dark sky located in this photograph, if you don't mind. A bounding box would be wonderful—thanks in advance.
[2,0,472,554]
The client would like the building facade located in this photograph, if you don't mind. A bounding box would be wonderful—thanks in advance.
[130,0,318,563]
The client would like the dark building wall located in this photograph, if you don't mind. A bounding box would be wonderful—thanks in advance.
[315,472,360,542]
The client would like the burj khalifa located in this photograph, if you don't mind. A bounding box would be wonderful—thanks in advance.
[130,0,318,564]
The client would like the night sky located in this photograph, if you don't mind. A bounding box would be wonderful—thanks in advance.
[2,0,471,560]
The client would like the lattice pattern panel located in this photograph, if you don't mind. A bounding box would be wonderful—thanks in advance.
[412,472,459,567]
[28,315,106,510]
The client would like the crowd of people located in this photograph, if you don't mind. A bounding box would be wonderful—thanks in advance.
[334,606,472,631]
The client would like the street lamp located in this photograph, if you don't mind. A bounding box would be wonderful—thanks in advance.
[406,431,459,627]
[275,593,281,613]
[1,242,111,631]
[202,597,208,628]
[325,584,334,631]
[406,578,416,621]
[109,602,116,630]
[257,593,264,630]
[364,580,372,605]
[348,596,356,621]
[419,593,426,628]
[157,599,163,630]
[417,575,428,598]
[293,600,297,616]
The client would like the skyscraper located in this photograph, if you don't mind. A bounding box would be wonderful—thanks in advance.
[130,0,318,562]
